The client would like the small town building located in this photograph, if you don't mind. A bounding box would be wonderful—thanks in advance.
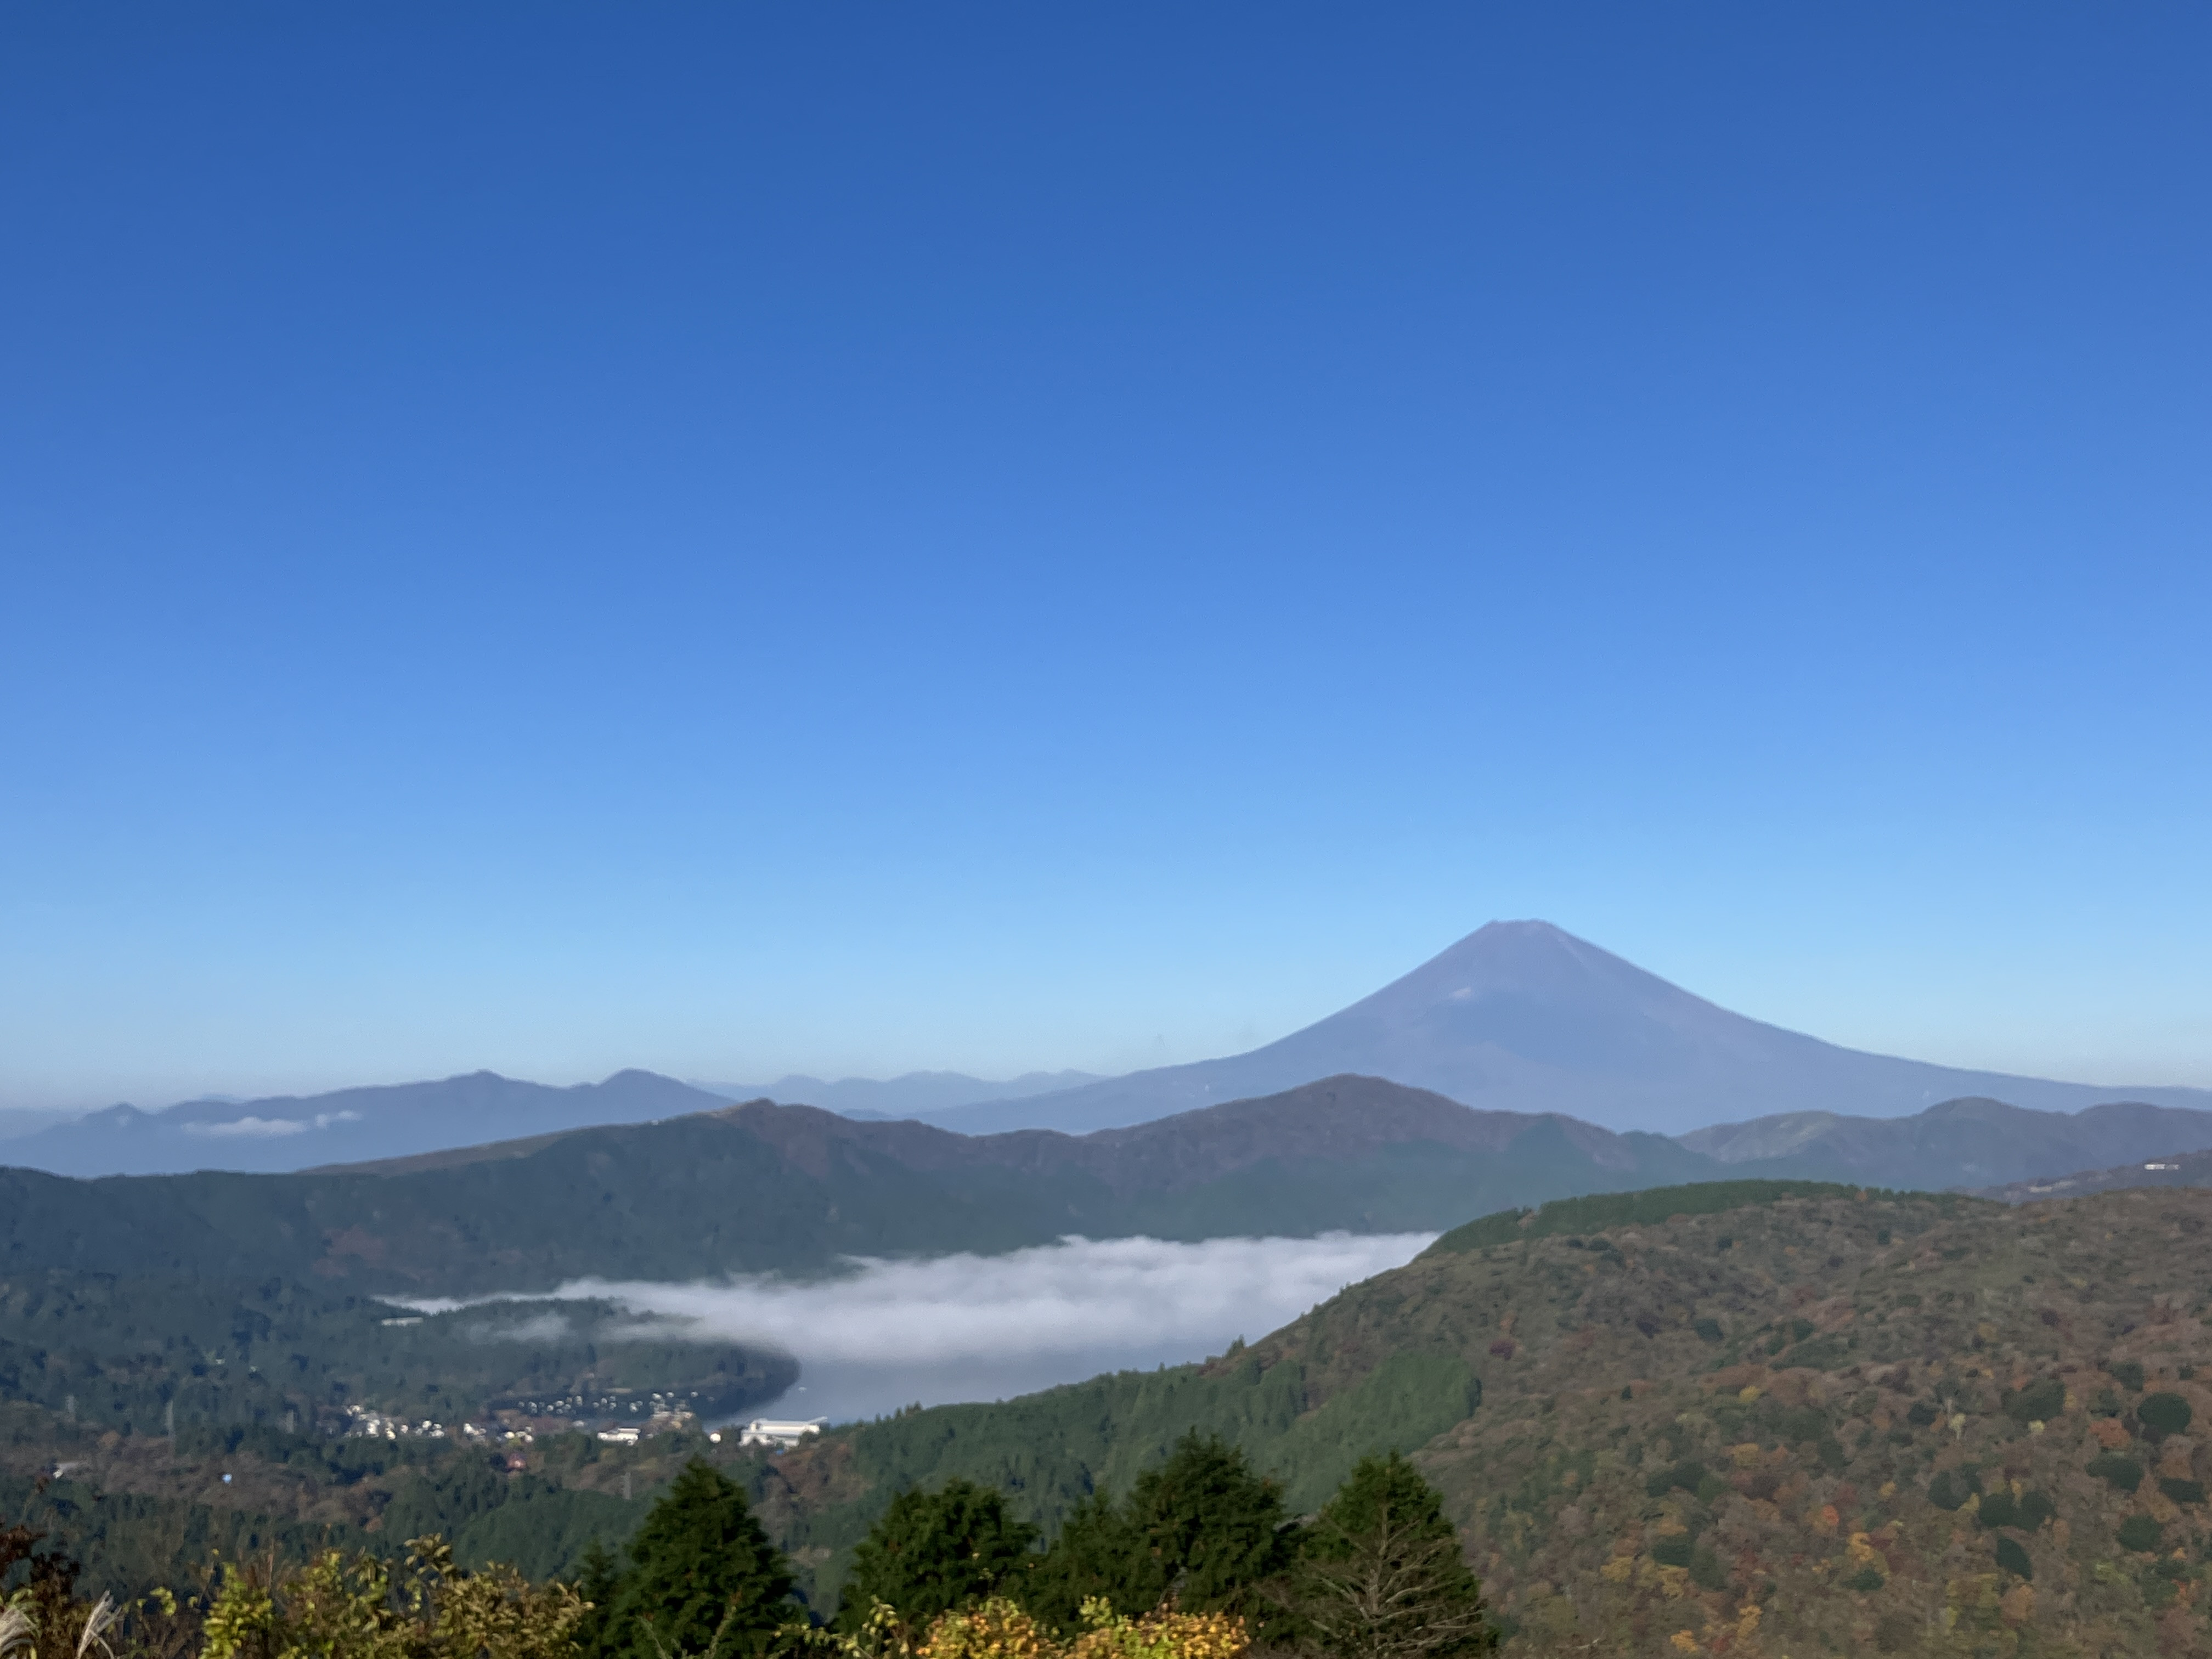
[736,1417,828,1448]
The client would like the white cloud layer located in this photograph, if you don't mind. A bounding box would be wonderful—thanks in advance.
[537,1232,1436,1421]
[185,1115,309,1138]
[184,1109,362,1137]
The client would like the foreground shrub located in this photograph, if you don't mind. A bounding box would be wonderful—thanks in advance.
[0,1517,100,1659]
[199,1537,584,1659]
[822,1596,1245,1659]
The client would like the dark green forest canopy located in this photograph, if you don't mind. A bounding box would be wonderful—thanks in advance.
[0,1272,791,1437]
[607,1462,795,1659]
[836,1478,1039,1631]
[1422,1179,1943,1254]
[0,1081,1729,1298]
[15,1180,2212,1659]
[1,1177,1961,1612]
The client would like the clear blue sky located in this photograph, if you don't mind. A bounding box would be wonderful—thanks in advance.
[4,5,2208,1111]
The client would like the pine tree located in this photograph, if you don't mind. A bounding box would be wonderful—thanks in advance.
[1294,1454,1493,1659]
[572,1537,627,1659]
[1029,1433,1291,1634]
[611,1461,795,1659]
[836,1478,1040,1631]
[1020,1491,1140,1634]
[1124,1431,1294,1620]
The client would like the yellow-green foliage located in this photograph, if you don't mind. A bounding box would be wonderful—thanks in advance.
[199,1537,583,1659]
[1063,1600,1246,1659]
[804,1599,1245,1659]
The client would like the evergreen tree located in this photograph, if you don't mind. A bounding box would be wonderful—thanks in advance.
[1029,1434,1291,1634]
[1020,1491,1140,1634]
[572,1537,627,1659]
[611,1461,795,1659]
[1124,1432,1294,1619]
[1294,1454,1493,1659]
[836,1478,1040,1631]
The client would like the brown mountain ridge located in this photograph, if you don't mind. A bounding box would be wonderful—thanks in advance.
[745,1181,2212,1658]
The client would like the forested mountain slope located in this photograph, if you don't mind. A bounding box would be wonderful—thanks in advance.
[691,1070,1106,1119]
[12,1073,2207,1301]
[1978,1145,2212,1205]
[0,1078,1712,1296]
[1683,1094,2212,1189]
[0,1274,791,1438]
[748,1181,2212,1658]
[15,1176,2212,1659]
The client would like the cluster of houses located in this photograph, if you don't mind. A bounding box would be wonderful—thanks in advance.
[336,1398,825,1449]
[342,1404,535,1443]
[494,1387,708,1426]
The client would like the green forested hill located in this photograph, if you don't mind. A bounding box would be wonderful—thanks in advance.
[742,1181,2212,1657]
[16,1177,2212,1658]
[0,1273,792,1438]
[0,1401,679,1593]
[0,1078,1716,1296]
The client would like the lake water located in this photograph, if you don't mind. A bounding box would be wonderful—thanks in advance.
[551,1231,1437,1424]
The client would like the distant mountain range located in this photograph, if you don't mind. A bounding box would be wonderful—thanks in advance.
[9,919,2205,1178]
[3,1068,1108,1177]
[1682,1094,2212,1189]
[0,1076,1714,1297]
[9,1073,2212,1301]
[1,1067,726,1178]
[687,1069,1105,1121]
[1976,1143,2212,1204]
[0,1108,78,1144]
[914,921,2212,1136]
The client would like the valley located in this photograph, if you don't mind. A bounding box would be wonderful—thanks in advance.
[14,1176,2212,1659]
[10,1012,2212,1657]
[16,9,2203,1656]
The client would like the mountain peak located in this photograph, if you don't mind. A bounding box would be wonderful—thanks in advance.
[1337,920,1706,1035]
[922,923,2212,1138]
[1469,917,1575,941]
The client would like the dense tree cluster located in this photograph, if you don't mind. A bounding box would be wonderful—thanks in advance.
[577,1463,794,1659]
[834,1436,1492,1659]
[837,1481,1039,1633]
[3,1441,1489,1659]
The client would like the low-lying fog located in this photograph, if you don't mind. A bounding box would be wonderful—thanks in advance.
[500,1232,1436,1424]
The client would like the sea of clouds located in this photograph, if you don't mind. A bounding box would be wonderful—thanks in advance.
[433,1232,1436,1424]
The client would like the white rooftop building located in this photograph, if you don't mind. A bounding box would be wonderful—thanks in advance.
[737,1417,828,1449]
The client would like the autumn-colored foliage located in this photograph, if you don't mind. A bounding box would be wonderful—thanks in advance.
[1375,1187,2212,1656]
[198,1537,584,1659]
[818,1598,1244,1659]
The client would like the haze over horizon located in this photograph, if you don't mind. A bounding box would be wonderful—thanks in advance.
[5,6,2208,1113]
[15,922,2208,1145]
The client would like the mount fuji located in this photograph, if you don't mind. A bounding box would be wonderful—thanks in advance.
[918,920,2211,1137]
